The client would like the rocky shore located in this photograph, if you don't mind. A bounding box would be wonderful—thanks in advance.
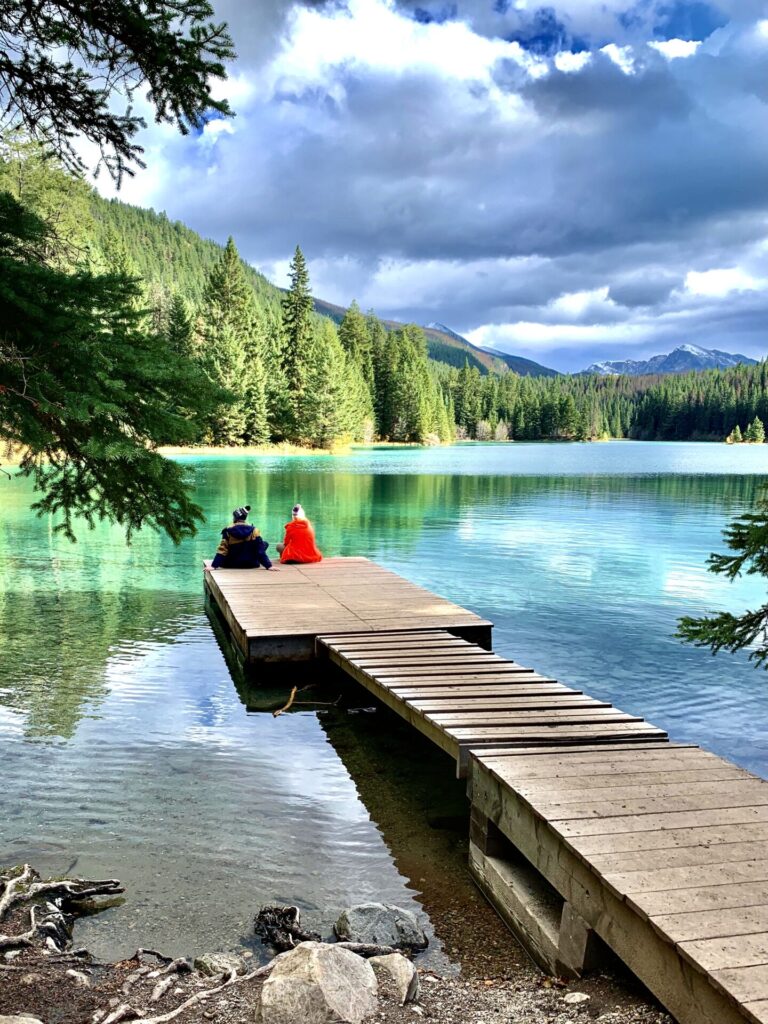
[0,865,673,1024]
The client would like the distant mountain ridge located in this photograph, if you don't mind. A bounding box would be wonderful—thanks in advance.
[582,344,758,376]
[312,299,510,374]
[426,322,558,377]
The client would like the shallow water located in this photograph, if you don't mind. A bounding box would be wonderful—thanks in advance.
[2,441,768,961]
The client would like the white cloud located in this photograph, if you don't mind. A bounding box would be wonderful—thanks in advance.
[685,267,764,297]
[554,50,593,73]
[267,0,547,92]
[468,320,646,349]
[549,286,613,318]
[209,71,256,106]
[199,119,235,150]
[648,39,702,60]
[600,43,635,74]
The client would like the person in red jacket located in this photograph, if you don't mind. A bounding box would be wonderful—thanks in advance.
[277,504,323,564]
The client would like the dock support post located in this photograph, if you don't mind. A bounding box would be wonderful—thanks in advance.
[469,802,604,979]
[470,806,506,857]
[557,903,601,976]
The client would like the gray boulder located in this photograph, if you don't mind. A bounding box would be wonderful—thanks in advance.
[257,941,378,1024]
[369,953,419,1004]
[334,904,428,950]
[194,950,248,977]
[0,1018,44,1024]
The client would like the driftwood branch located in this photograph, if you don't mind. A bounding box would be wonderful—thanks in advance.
[335,941,400,957]
[102,1005,143,1024]
[272,686,298,717]
[0,864,34,919]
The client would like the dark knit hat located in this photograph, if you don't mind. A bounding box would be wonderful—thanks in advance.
[233,505,251,522]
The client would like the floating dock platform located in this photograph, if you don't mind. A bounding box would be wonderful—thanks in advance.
[203,556,492,662]
[204,556,768,1024]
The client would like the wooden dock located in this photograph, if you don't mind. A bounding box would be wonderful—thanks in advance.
[204,556,768,1024]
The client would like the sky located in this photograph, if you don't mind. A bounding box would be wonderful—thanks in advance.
[97,0,768,372]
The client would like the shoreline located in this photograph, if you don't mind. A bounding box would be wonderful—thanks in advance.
[3,438,749,469]
[0,863,672,1024]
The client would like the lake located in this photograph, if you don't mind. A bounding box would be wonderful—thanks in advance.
[2,440,768,964]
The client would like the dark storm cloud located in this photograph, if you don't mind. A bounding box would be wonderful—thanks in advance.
[608,273,681,308]
[113,0,768,368]
[189,50,762,265]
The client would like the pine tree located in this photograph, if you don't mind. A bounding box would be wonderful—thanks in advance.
[280,245,314,441]
[0,191,224,541]
[2,1,234,184]
[369,313,396,438]
[728,424,743,444]
[263,308,288,438]
[197,236,267,445]
[678,498,768,669]
[166,292,193,357]
[339,300,375,389]
[746,417,765,443]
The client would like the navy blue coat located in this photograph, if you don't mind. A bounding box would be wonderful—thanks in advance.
[211,524,272,569]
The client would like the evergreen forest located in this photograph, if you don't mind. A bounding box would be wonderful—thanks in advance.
[3,143,768,456]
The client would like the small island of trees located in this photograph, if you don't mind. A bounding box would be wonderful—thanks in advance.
[726,418,766,444]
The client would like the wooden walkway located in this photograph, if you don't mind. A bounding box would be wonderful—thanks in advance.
[204,557,768,1024]
[317,630,666,775]
[470,742,768,1024]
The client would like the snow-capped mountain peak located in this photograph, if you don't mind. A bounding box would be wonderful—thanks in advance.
[581,345,758,376]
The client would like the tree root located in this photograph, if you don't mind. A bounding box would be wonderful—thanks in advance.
[255,904,321,950]
[0,864,124,955]
[1,865,400,1024]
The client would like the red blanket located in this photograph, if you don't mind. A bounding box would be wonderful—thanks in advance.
[280,519,323,563]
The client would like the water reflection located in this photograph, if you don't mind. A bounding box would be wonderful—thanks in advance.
[2,444,768,961]
[318,705,530,977]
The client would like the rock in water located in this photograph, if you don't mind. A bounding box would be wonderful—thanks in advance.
[369,953,419,1004]
[194,950,248,977]
[257,941,378,1024]
[335,904,428,950]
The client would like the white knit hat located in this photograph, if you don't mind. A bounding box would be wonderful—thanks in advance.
[291,503,306,519]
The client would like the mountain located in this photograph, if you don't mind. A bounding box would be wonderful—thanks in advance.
[582,344,759,377]
[91,195,558,380]
[479,347,559,378]
[311,299,506,374]
[425,322,558,377]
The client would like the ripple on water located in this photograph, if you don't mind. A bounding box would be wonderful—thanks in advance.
[2,444,768,961]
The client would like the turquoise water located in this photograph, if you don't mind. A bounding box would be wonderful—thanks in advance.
[2,440,768,961]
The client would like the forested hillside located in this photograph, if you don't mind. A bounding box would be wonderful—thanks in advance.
[3,143,767,450]
[89,195,282,310]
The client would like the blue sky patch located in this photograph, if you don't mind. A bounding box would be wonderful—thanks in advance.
[412,3,457,24]
[505,6,571,55]
[621,0,728,40]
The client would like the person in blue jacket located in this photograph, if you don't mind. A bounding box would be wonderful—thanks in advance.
[211,505,277,570]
